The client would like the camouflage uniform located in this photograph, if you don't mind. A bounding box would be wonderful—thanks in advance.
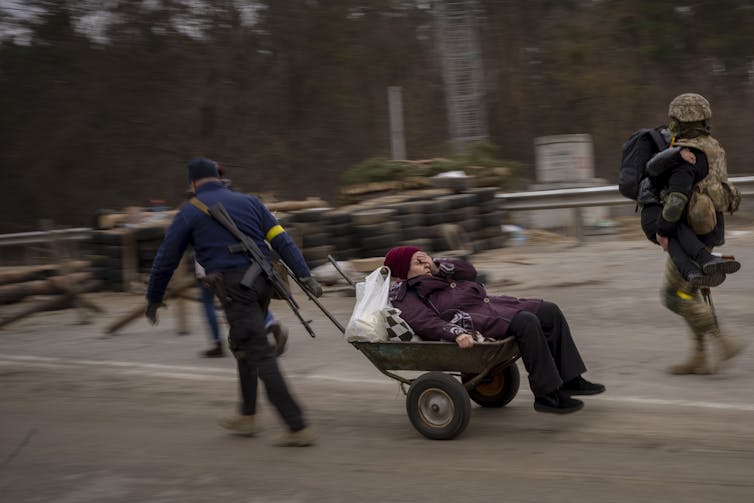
[662,259,717,373]
[661,93,744,374]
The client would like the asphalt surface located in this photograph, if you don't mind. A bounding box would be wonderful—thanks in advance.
[2,220,754,503]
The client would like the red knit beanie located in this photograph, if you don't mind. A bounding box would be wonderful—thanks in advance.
[384,246,421,280]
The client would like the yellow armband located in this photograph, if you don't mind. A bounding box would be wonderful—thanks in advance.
[266,224,285,242]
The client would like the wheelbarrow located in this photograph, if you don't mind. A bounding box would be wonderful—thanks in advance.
[320,257,522,440]
[350,337,521,440]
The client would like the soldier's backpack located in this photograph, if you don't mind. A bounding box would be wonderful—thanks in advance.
[618,127,669,200]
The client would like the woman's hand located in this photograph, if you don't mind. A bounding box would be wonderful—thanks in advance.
[455,333,475,349]
[415,251,439,275]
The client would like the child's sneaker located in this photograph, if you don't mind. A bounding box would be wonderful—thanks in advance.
[687,270,725,288]
[702,256,741,275]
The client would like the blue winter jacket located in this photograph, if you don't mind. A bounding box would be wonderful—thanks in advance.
[146,181,310,304]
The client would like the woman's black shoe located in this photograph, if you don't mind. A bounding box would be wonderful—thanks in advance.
[534,390,584,414]
[560,375,605,396]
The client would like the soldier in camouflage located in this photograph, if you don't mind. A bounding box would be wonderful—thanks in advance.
[658,93,745,374]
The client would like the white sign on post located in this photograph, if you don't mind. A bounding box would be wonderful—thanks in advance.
[534,134,594,182]
[522,134,608,232]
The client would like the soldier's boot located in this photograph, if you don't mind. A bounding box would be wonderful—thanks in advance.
[668,350,712,375]
[715,335,746,364]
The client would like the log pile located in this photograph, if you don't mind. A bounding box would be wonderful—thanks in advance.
[0,260,102,329]
[79,181,514,292]
[88,209,174,292]
[104,255,198,336]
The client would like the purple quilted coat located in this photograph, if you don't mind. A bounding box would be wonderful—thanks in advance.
[389,258,542,342]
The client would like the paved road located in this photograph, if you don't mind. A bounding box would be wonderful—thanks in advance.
[2,223,753,502]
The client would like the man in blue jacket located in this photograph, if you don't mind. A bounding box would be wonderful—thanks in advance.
[145,157,322,446]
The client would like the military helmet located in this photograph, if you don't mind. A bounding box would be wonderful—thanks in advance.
[668,93,712,122]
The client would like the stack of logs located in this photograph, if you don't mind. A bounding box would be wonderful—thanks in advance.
[0,260,102,329]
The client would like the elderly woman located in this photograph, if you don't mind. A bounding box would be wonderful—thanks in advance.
[383,246,604,414]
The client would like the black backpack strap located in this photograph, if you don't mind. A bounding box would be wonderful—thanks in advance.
[647,128,667,151]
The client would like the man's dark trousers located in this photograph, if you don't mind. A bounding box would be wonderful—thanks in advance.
[220,270,305,431]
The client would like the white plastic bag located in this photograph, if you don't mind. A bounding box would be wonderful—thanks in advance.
[345,267,391,342]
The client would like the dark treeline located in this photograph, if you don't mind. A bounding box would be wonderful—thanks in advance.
[2,0,754,232]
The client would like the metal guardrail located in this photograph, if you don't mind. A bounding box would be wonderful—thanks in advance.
[0,228,93,248]
[0,176,752,248]
[496,176,754,211]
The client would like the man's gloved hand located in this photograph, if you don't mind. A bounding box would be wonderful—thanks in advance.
[661,191,689,223]
[299,277,323,298]
[145,302,166,325]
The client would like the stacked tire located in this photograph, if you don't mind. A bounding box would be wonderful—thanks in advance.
[462,187,509,251]
[87,230,125,291]
[286,208,336,268]
[351,208,399,258]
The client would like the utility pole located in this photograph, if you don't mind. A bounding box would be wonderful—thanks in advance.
[435,0,488,153]
[387,86,407,160]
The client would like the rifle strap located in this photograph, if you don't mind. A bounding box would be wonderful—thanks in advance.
[189,199,313,335]
[189,197,268,259]
[189,197,278,287]
[189,197,210,215]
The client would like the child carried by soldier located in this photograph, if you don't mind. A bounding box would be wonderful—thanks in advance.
[638,138,741,287]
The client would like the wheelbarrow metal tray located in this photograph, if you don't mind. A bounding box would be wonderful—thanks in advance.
[351,338,518,374]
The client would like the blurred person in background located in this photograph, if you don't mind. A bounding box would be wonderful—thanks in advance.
[194,259,225,357]
[195,259,288,358]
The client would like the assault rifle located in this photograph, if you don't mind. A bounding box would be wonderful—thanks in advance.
[190,198,316,338]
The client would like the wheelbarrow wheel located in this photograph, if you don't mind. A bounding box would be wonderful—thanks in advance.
[406,372,471,440]
[462,363,520,408]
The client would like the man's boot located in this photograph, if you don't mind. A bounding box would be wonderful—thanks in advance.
[218,414,257,436]
[668,349,712,375]
[275,426,317,447]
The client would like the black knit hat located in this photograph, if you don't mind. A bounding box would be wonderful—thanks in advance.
[187,157,219,182]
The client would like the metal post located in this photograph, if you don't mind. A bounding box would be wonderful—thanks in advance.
[387,86,406,160]
[570,207,585,242]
